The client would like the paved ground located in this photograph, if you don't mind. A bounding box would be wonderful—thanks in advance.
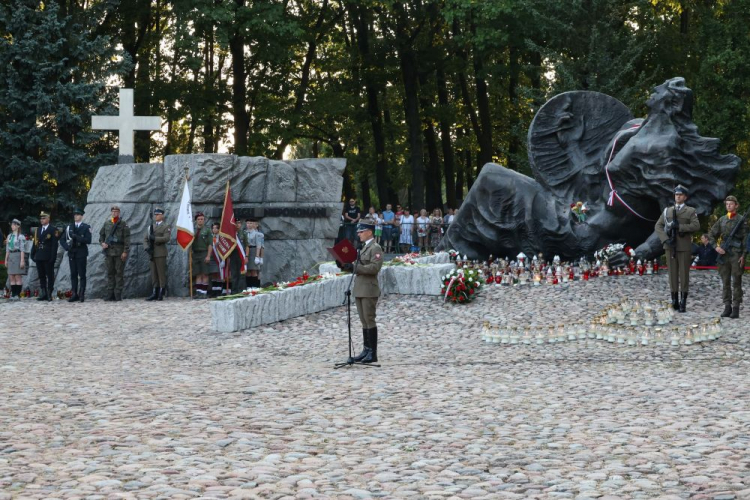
[1,272,748,499]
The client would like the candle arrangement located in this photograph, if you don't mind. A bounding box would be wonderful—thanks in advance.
[451,251,661,288]
[481,300,724,347]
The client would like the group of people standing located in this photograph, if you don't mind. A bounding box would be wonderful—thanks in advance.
[342,198,456,254]
[656,186,748,318]
[3,206,265,302]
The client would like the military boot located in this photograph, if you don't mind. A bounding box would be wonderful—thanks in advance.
[145,288,158,301]
[104,291,116,302]
[37,288,48,301]
[79,284,85,303]
[157,288,165,301]
[679,292,688,313]
[721,304,732,317]
[68,291,79,302]
[352,329,371,362]
[731,305,740,319]
[361,327,378,363]
[671,292,679,310]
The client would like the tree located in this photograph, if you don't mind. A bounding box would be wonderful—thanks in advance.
[0,0,126,223]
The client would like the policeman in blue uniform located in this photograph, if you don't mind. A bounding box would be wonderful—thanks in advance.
[60,207,92,302]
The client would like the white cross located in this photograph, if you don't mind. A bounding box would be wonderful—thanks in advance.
[91,88,161,160]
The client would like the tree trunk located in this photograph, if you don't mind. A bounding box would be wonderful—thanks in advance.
[507,41,520,171]
[351,4,390,208]
[230,0,249,156]
[419,71,442,211]
[436,67,456,209]
[471,41,493,167]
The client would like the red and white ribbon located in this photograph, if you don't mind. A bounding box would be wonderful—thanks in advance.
[604,124,656,222]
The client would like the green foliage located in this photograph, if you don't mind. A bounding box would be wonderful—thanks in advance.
[0,0,125,224]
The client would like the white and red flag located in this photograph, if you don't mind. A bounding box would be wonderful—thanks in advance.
[175,180,194,250]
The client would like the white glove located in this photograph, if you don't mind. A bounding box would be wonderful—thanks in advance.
[254,257,261,265]
[259,257,264,265]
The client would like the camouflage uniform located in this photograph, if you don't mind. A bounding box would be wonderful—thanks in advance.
[708,213,748,309]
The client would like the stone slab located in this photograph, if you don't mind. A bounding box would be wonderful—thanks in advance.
[262,239,334,287]
[265,160,298,202]
[210,263,456,332]
[231,156,269,202]
[289,158,346,202]
[163,154,237,204]
[87,163,164,203]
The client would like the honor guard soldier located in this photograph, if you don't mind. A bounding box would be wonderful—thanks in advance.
[31,211,59,301]
[145,207,171,301]
[244,218,264,289]
[349,217,384,363]
[100,206,131,301]
[709,195,748,318]
[60,208,92,302]
[655,185,700,312]
[192,212,212,298]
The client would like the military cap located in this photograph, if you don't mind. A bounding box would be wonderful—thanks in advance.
[725,195,739,204]
[39,211,50,218]
[73,207,85,215]
[111,205,121,211]
[153,207,165,215]
[11,218,21,226]
[674,185,688,195]
[194,211,205,219]
[357,217,377,233]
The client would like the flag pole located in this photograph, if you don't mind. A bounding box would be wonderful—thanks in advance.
[184,167,193,299]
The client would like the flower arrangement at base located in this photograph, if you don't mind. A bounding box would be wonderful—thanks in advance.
[214,271,341,300]
[388,252,422,266]
[441,267,482,304]
[448,249,459,261]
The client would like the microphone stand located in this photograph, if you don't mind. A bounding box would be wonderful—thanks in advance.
[334,247,380,369]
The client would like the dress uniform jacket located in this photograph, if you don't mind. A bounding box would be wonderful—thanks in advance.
[353,240,384,298]
[31,225,59,263]
[146,222,171,257]
[654,205,700,251]
[709,214,748,307]
[60,222,92,256]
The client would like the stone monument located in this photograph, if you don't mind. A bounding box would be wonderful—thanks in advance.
[440,77,741,260]
[52,154,345,298]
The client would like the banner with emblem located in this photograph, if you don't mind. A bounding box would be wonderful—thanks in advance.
[176,180,194,250]
[215,181,237,260]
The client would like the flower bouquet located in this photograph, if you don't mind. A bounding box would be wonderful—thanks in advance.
[441,268,482,304]
[593,243,634,269]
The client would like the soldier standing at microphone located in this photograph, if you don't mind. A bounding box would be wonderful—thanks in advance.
[654,185,700,313]
[348,217,384,364]
[60,207,92,302]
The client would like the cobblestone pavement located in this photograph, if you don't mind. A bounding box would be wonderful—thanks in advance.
[1,273,749,499]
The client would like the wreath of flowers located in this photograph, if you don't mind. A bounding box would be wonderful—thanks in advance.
[441,268,482,304]
[593,243,634,260]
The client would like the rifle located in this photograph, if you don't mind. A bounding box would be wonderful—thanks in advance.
[146,211,155,260]
[716,206,750,265]
[667,201,678,259]
[102,219,121,255]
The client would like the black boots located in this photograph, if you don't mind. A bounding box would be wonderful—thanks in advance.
[679,292,688,313]
[731,306,740,319]
[362,327,378,363]
[671,292,679,310]
[37,287,48,301]
[721,304,733,317]
[79,285,85,303]
[352,329,370,362]
[146,288,158,301]
[104,292,116,301]
[157,288,165,301]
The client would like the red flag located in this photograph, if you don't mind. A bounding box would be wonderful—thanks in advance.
[215,182,237,260]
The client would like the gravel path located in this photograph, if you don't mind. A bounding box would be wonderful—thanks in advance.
[1,272,748,499]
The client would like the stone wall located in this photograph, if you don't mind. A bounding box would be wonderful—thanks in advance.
[52,155,344,298]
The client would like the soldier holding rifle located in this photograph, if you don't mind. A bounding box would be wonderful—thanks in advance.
[100,206,130,301]
[708,196,749,318]
[655,185,700,313]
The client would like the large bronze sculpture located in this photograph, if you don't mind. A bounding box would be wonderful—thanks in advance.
[439,78,741,260]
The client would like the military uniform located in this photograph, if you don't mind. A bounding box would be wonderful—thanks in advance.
[351,219,384,363]
[145,208,171,301]
[709,198,748,318]
[654,186,700,312]
[192,224,212,277]
[99,208,131,301]
[60,208,92,302]
[30,212,59,301]
[245,225,265,288]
